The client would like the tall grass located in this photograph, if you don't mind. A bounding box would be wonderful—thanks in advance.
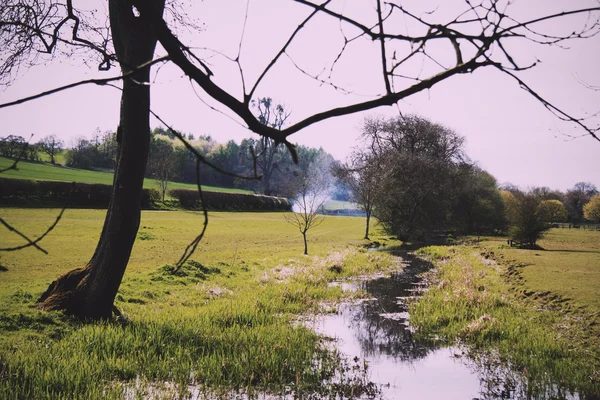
[411,244,600,397]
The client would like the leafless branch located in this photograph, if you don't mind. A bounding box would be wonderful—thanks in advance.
[173,158,208,272]
[495,64,600,143]
[149,109,262,180]
[246,0,330,103]
[0,190,70,254]
[0,56,170,110]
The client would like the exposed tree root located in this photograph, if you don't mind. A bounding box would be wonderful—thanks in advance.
[37,267,90,315]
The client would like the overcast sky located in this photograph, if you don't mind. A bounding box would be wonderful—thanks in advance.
[0,0,599,192]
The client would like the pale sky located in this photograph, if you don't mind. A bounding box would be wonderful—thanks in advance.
[0,0,599,192]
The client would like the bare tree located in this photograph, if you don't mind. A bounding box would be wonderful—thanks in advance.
[0,1,599,318]
[148,137,177,201]
[285,155,330,255]
[333,150,380,240]
[38,134,64,164]
[246,97,291,195]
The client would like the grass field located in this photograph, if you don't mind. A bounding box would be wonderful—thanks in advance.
[0,209,398,399]
[484,228,600,312]
[410,228,600,397]
[36,152,67,165]
[0,156,250,194]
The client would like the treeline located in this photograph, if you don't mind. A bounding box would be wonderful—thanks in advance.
[334,114,599,243]
[144,127,335,198]
[0,134,63,164]
[0,128,335,198]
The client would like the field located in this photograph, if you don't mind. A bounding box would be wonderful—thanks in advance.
[0,156,250,194]
[2,206,599,398]
[410,228,600,397]
[0,209,398,399]
[485,228,600,312]
[36,152,67,165]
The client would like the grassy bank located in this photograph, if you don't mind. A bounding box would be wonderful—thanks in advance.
[0,209,399,399]
[410,229,600,397]
[0,156,249,194]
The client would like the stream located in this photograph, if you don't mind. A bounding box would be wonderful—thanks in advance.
[310,250,581,400]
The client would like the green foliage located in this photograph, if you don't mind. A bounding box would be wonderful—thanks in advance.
[358,115,505,240]
[538,199,568,223]
[66,132,117,170]
[502,190,550,248]
[565,182,598,223]
[452,166,506,235]
[583,195,600,223]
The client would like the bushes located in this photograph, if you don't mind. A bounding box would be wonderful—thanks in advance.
[0,178,160,209]
[0,178,289,211]
[169,188,291,211]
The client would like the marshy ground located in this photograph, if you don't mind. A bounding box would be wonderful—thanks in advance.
[0,209,598,398]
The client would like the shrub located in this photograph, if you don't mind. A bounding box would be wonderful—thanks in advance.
[0,178,159,209]
[503,191,550,248]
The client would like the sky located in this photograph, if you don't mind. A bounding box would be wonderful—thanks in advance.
[0,0,599,192]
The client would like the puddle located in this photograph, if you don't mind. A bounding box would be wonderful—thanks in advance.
[311,251,581,400]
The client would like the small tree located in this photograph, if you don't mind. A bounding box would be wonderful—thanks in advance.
[333,151,379,240]
[583,195,600,223]
[538,200,568,223]
[38,135,64,164]
[504,191,550,248]
[148,138,178,201]
[244,97,292,196]
[285,156,330,255]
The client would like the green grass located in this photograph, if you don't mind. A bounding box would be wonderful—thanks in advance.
[0,156,250,194]
[36,151,67,165]
[482,228,600,312]
[410,228,600,397]
[0,209,397,399]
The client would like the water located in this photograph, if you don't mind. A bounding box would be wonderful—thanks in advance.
[310,251,580,400]
[127,250,584,399]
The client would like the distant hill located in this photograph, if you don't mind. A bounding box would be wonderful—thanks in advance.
[0,157,251,194]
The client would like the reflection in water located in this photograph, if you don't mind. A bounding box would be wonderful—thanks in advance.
[312,251,582,400]
[346,255,438,362]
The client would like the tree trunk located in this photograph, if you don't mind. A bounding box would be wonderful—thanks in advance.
[364,210,371,240]
[38,0,164,319]
[303,231,308,255]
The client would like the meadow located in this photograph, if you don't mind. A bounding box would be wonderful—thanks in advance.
[0,156,250,194]
[0,209,399,399]
[410,228,600,397]
[2,204,599,398]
